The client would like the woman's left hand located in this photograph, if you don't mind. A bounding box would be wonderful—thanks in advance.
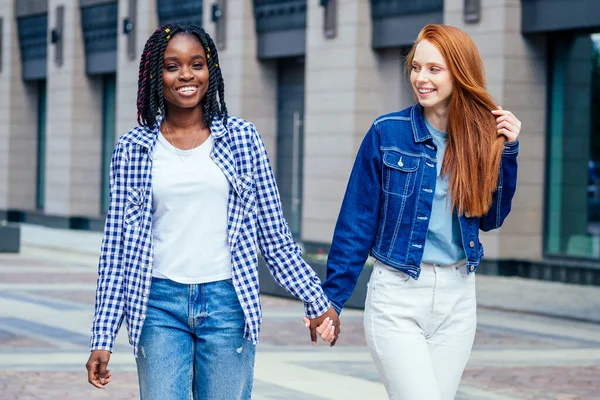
[492,107,521,143]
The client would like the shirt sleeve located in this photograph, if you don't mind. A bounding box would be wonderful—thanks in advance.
[251,126,331,319]
[480,140,519,231]
[322,123,382,314]
[90,140,128,352]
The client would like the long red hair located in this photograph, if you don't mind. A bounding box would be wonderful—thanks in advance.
[405,24,505,217]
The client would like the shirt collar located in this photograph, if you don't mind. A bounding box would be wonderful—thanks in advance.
[130,117,160,155]
[209,116,229,139]
[130,114,229,153]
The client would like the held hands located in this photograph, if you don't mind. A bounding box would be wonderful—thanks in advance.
[492,107,521,143]
[302,306,341,347]
[86,350,112,389]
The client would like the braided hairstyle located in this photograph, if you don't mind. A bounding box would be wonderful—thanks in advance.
[136,24,227,130]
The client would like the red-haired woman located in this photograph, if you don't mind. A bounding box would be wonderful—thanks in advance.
[321,24,520,399]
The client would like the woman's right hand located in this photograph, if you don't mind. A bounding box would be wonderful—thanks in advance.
[86,350,112,389]
[303,316,338,344]
[316,317,337,343]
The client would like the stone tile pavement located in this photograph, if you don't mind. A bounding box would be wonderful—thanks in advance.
[0,224,599,399]
[18,224,600,324]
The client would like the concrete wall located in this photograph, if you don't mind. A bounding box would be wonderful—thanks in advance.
[302,0,381,243]
[215,1,278,159]
[115,0,157,139]
[44,0,102,216]
[376,47,415,115]
[0,1,38,211]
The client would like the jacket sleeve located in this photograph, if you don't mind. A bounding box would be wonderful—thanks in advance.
[90,140,127,352]
[480,140,519,232]
[322,123,382,314]
[252,127,330,319]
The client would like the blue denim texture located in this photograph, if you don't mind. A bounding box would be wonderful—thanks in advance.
[136,278,255,400]
[323,105,519,314]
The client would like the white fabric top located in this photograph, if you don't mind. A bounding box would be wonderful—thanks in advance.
[151,132,232,284]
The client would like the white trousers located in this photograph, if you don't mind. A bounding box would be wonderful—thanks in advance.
[364,260,477,400]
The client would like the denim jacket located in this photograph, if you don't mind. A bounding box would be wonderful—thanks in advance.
[322,105,519,313]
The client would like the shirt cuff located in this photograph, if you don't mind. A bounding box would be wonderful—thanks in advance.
[503,139,519,155]
[330,301,342,316]
[90,334,115,353]
[303,293,331,319]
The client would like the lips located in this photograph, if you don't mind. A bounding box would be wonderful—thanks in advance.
[176,85,199,96]
[416,87,436,98]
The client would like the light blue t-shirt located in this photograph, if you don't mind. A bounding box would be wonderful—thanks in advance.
[421,119,466,265]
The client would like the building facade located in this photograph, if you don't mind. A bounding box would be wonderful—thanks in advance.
[0,0,599,282]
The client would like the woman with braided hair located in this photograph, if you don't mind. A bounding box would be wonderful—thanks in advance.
[85,24,338,399]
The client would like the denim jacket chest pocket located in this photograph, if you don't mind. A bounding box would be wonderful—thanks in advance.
[382,150,420,197]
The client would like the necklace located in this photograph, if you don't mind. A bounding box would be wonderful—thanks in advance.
[163,120,202,162]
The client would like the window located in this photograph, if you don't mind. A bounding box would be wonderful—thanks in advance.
[545,32,600,258]
[36,81,47,210]
[100,75,116,214]
[157,0,202,26]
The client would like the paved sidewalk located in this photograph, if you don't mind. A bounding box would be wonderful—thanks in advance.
[1,224,600,399]
[19,223,600,323]
[20,224,102,255]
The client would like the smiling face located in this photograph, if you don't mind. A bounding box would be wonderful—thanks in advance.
[410,40,453,115]
[162,34,209,113]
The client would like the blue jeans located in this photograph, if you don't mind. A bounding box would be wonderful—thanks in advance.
[136,277,255,400]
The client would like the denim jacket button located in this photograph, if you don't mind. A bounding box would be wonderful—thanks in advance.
[469,241,475,248]
[469,265,474,272]
[465,212,471,218]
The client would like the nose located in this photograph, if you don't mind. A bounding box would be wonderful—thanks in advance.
[179,66,193,81]
[416,70,429,84]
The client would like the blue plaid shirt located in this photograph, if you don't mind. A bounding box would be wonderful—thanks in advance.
[90,117,330,356]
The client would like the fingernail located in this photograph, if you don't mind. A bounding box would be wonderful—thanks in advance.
[100,379,105,384]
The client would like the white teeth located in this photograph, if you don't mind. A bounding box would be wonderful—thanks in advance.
[419,88,435,94]
[178,86,196,93]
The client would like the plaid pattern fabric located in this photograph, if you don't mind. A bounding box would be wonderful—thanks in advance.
[91,117,330,356]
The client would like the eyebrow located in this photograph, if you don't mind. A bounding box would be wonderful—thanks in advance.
[411,60,445,67]
[163,55,205,62]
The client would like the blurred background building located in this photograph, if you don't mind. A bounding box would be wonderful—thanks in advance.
[0,0,599,284]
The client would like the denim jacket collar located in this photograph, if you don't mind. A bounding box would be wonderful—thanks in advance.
[410,105,433,143]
